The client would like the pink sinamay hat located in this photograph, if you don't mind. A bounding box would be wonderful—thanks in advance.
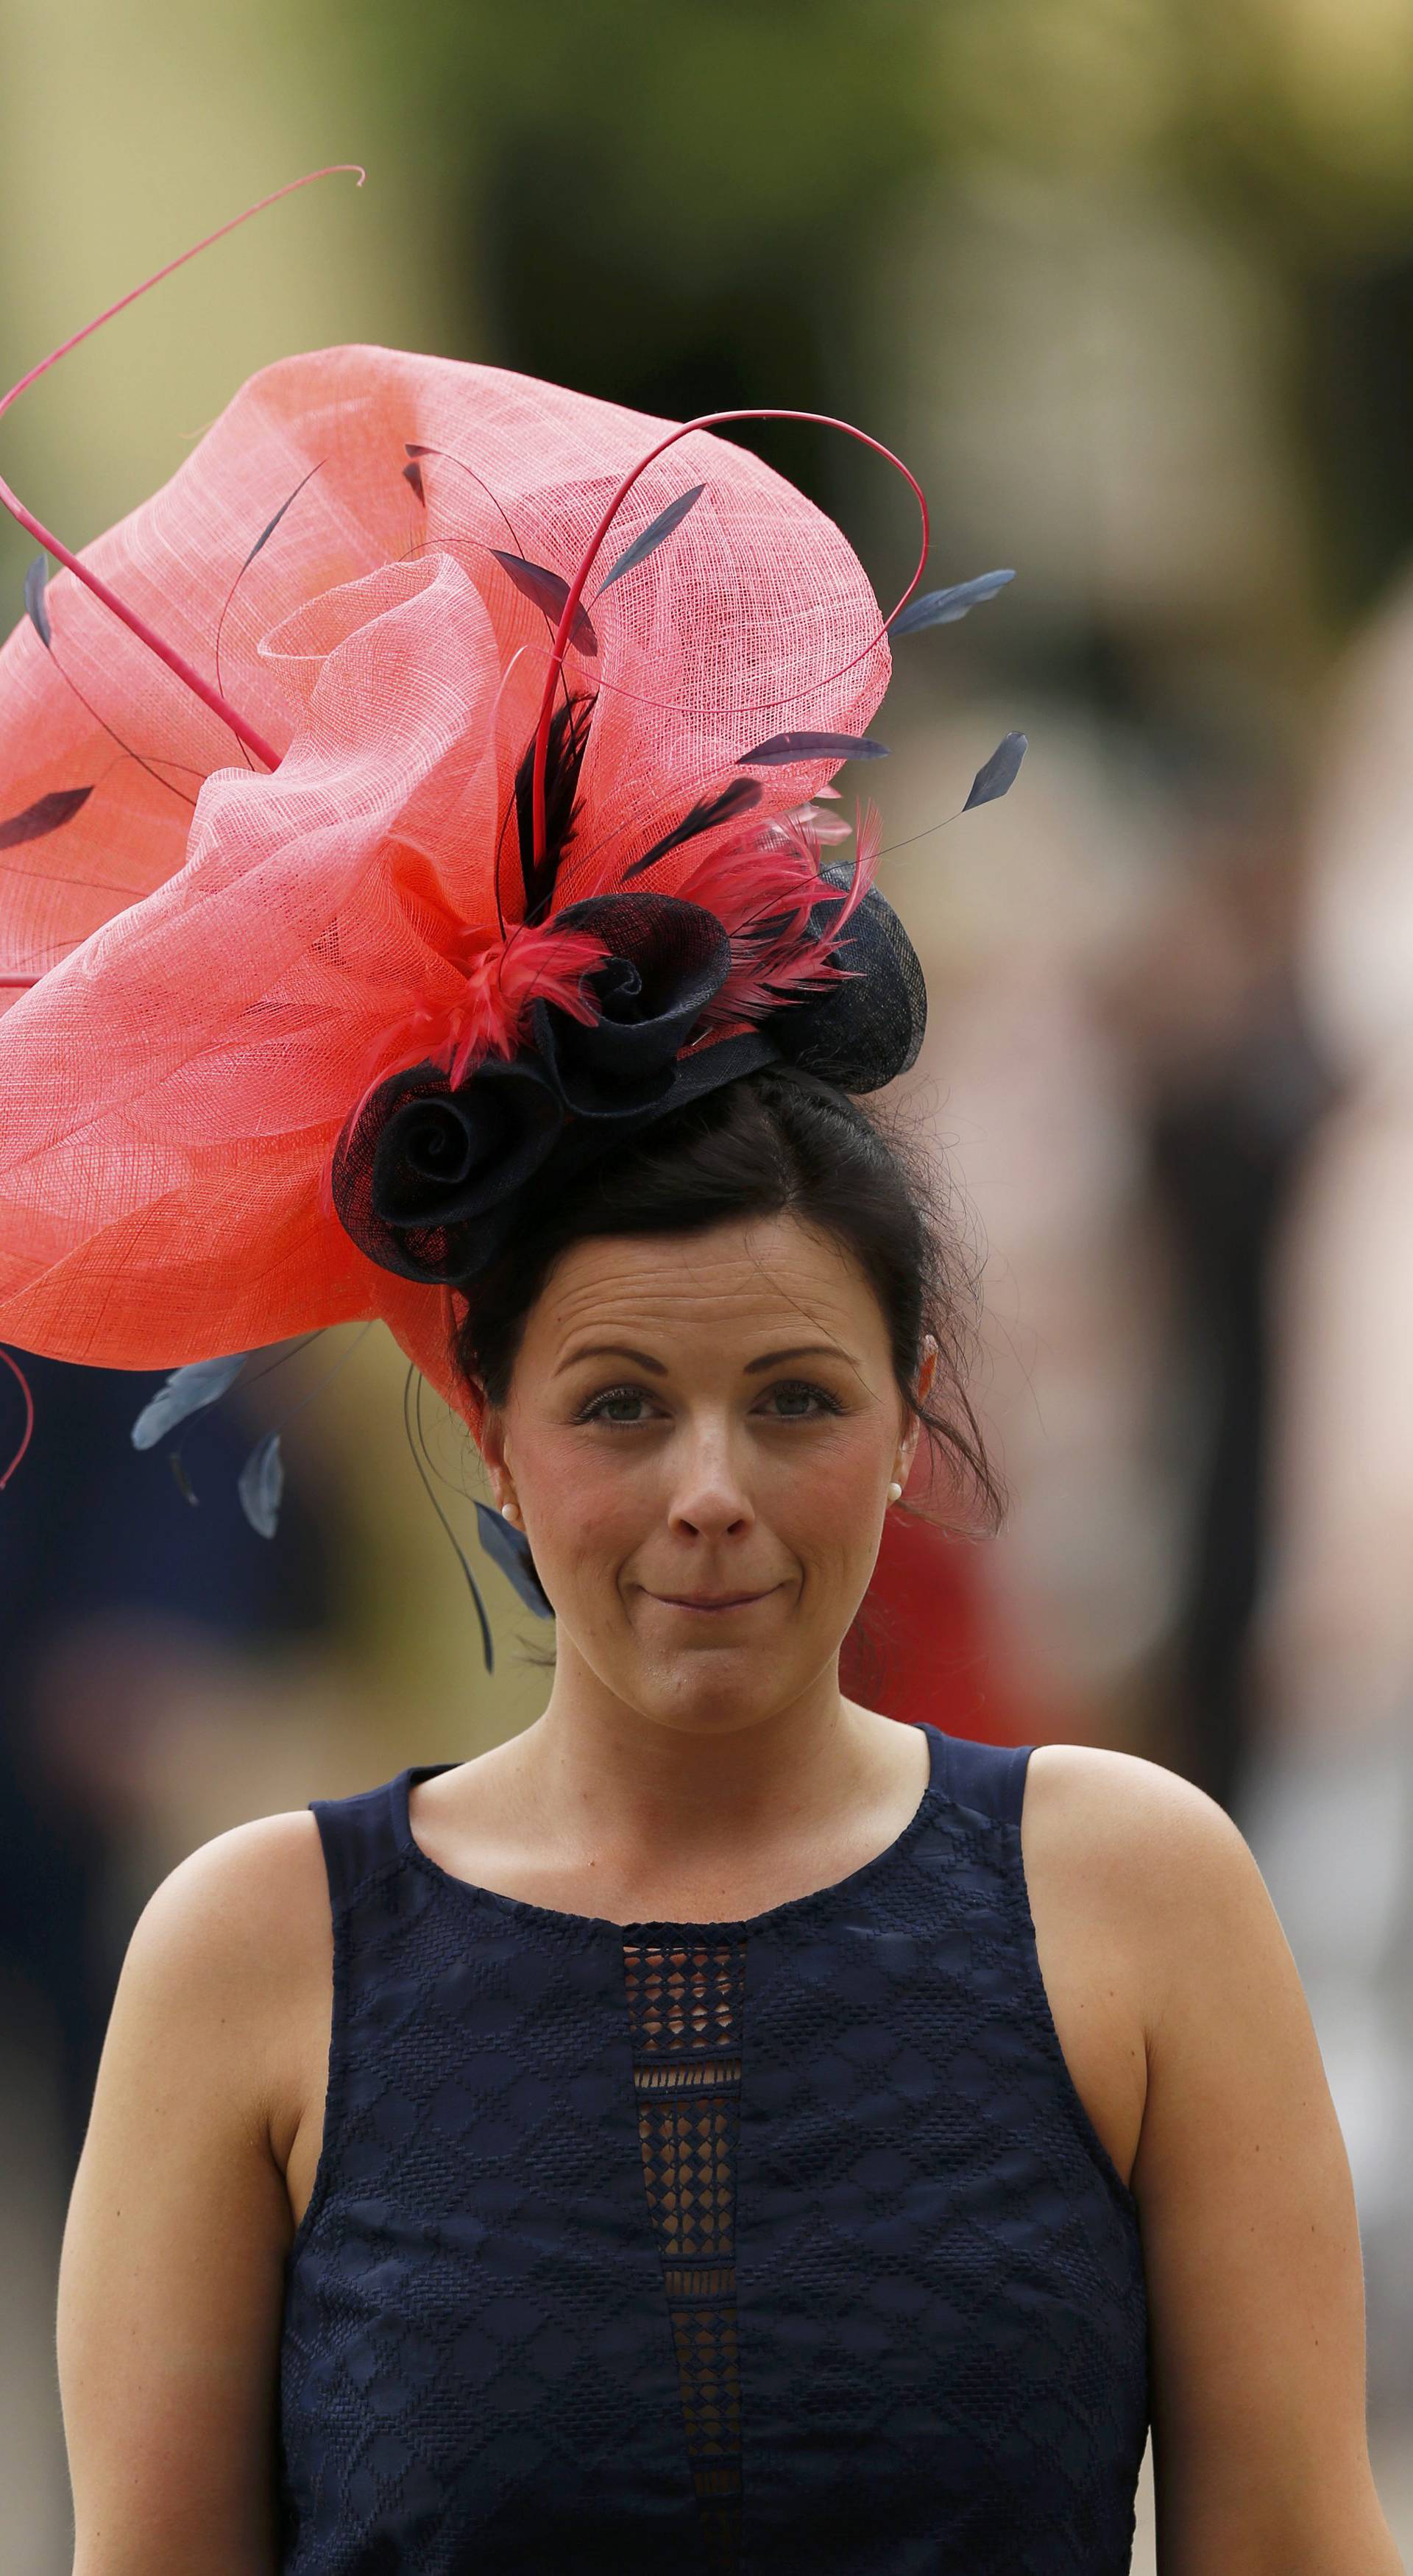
[0,171,1022,1549]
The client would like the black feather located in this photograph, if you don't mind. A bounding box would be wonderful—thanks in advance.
[623,778,763,880]
[475,1501,554,1618]
[237,1432,284,1539]
[241,462,323,573]
[963,731,1027,810]
[0,786,94,852]
[490,551,598,656]
[131,1351,252,1449]
[737,730,888,766]
[24,556,51,648]
[404,1367,495,1672]
[513,693,596,923]
[597,484,705,592]
[889,569,1015,635]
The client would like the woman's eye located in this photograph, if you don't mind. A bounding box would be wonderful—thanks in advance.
[760,1379,843,1419]
[580,1385,654,1426]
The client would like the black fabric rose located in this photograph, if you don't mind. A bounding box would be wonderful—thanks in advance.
[531,891,731,1117]
[330,874,924,1295]
[332,1055,563,1284]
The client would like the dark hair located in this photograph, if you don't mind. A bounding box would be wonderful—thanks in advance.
[453,1064,1005,1533]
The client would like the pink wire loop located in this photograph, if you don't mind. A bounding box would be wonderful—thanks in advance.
[0,166,366,773]
[0,1344,35,1487]
[528,407,929,869]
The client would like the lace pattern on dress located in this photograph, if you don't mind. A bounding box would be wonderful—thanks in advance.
[624,1933,746,2574]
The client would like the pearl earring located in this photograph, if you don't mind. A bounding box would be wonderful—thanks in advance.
[501,1500,520,1526]
[887,1480,904,1505]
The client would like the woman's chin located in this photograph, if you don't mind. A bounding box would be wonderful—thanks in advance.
[620,1646,822,1738]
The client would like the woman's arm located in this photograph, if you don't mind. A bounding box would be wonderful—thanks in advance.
[1102,1752,1406,2575]
[58,1808,330,2576]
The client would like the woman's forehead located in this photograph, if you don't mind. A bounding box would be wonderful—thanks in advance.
[521,1216,883,1362]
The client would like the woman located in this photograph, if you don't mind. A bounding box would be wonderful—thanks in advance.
[0,180,1401,2573]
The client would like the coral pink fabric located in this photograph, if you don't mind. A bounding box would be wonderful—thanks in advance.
[0,347,889,1414]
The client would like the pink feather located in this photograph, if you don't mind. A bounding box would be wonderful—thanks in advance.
[677,805,879,1031]
[347,798,882,1121]
[347,919,607,1108]
[854,795,882,874]
[445,921,606,1083]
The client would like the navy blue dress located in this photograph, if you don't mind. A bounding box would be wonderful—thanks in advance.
[278,1724,1149,2572]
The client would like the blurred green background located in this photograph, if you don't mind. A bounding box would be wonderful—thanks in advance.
[6,1,1413,2561]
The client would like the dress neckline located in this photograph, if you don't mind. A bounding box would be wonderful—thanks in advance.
[393,1721,945,1941]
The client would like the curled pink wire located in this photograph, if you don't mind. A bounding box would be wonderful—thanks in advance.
[0,166,366,773]
[0,1345,35,1487]
[528,408,929,868]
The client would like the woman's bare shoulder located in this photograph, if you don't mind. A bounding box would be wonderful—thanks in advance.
[116,1806,331,2117]
[1023,1739,1259,1989]
[1024,1735,1239,1836]
[1023,1737,1247,1874]
[130,1803,328,1969]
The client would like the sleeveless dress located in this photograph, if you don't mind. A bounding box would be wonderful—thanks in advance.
[278,1724,1150,2574]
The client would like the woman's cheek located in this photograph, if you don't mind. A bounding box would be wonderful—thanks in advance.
[765,1423,889,1574]
[517,1427,647,1585]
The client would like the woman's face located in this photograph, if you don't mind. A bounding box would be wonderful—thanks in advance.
[482,1214,928,1736]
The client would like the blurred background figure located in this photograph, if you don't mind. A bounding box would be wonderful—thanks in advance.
[0,1354,341,2561]
[0,1357,333,2163]
[7,0,1413,2562]
[1245,584,1413,2419]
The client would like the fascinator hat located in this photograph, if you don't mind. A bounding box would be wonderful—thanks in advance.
[0,169,1024,1602]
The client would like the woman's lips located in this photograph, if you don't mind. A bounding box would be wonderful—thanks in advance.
[647,1587,779,1613]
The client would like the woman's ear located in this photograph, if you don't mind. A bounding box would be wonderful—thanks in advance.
[894,1337,938,1491]
[477,1402,514,1512]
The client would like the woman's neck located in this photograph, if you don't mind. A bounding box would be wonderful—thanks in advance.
[436,1648,927,1924]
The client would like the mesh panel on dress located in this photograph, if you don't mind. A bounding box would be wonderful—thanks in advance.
[623,1933,746,2575]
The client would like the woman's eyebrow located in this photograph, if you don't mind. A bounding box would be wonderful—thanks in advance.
[743,1342,854,1375]
[555,1342,668,1376]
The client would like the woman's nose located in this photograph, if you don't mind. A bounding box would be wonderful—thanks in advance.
[666,1423,755,1539]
